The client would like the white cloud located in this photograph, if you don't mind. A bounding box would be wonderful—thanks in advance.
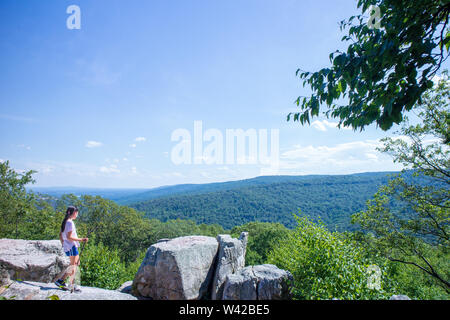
[278,139,402,174]
[162,171,184,178]
[365,153,379,161]
[281,140,381,161]
[129,144,137,148]
[135,137,146,142]
[200,171,211,178]
[99,164,120,174]
[17,144,31,150]
[23,160,100,178]
[86,141,103,148]
[311,120,352,132]
[38,164,54,174]
[311,120,334,131]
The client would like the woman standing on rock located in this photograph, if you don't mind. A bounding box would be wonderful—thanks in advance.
[54,206,88,292]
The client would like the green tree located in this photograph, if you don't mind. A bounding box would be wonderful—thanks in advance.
[288,0,450,130]
[0,160,37,238]
[18,199,60,240]
[352,74,449,291]
[268,214,396,300]
[231,221,290,266]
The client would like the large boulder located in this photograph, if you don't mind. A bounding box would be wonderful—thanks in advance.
[0,239,70,283]
[211,232,248,300]
[222,264,293,300]
[132,235,219,300]
[0,280,137,300]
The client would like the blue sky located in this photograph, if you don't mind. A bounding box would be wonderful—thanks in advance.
[0,0,435,188]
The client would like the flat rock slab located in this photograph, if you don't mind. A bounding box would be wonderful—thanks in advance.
[0,281,137,300]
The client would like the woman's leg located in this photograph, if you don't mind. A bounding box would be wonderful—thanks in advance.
[59,255,75,282]
[68,255,79,286]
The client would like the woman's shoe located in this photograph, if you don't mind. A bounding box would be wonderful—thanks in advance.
[54,279,68,291]
[69,284,82,293]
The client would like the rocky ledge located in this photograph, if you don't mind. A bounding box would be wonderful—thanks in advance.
[1,235,294,300]
[0,280,137,300]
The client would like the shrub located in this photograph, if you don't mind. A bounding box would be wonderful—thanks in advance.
[231,221,290,266]
[79,239,129,290]
[267,214,396,300]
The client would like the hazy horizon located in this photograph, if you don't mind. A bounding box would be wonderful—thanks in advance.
[28,169,400,189]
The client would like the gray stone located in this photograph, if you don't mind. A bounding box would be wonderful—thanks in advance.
[222,266,258,300]
[0,280,137,300]
[116,281,133,294]
[211,232,248,300]
[132,235,219,300]
[0,239,70,283]
[0,264,10,287]
[222,264,293,300]
[390,294,411,300]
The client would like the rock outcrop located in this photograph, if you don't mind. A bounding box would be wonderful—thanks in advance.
[222,264,293,300]
[211,232,248,300]
[1,236,295,301]
[0,239,70,283]
[132,235,219,300]
[0,280,137,300]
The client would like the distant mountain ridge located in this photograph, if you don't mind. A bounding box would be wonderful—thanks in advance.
[30,171,401,231]
[28,186,149,201]
[126,172,399,231]
[114,172,398,205]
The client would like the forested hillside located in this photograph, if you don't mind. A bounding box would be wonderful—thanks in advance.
[114,174,388,205]
[130,172,397,230]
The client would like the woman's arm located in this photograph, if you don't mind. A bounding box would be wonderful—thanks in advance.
[59,232,63,245]
[67,231,88,242]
